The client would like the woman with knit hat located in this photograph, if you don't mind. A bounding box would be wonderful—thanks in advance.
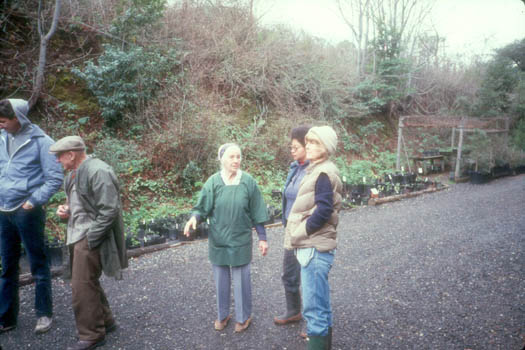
[284,126,342,349]
[184,143,269,333]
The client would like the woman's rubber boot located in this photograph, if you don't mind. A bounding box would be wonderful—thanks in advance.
[273,291,302,325]
[307,335,329,350]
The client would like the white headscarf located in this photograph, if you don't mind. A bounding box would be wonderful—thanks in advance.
[217,143,242,163]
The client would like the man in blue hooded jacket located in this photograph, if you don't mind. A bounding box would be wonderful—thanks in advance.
[0,99,63,334]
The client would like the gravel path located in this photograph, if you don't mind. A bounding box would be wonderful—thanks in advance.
[1,175,524,350]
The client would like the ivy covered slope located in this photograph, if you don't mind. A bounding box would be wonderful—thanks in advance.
[1,0,524,243]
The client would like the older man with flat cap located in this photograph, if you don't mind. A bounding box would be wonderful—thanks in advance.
[51,136,127,350]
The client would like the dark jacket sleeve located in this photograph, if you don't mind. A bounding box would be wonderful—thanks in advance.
[282,162,297,228]
[305,173,333,235]
[254,223,267,241]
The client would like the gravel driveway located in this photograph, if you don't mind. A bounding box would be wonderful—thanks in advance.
[1,174,524,350]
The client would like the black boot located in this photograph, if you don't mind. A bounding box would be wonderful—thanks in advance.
[273,291,301,325]
[327,327,332,350]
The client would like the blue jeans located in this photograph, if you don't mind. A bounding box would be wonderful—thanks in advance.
[0,206,52,326]
[297,247,334,337]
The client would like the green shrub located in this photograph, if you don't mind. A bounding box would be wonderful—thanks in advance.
[73,45,179,126]
[92,137,149,176]
[511,118,525,151]
[181,161,202,194]
[336,158,377,185]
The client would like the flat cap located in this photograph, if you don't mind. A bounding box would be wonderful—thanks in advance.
[49,135,86,153]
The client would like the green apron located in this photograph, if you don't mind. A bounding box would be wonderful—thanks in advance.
[192,172,268,266]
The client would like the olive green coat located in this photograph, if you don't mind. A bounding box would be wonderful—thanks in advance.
[64,157,128,279]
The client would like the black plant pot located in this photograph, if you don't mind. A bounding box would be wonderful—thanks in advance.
[197,222,209,239]
[142,234,166,247]
[46,243,64,267]
[491,164,511,178]
[179,225,195,241]
[470,171,491,184]
[513,165,525,174]
[271,189,282,201]
[264,205,275,225]
[125,235,141,250]
[392,173,403,184]
[168,227,180,241]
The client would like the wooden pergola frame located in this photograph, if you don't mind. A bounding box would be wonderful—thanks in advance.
[395,115,510,179]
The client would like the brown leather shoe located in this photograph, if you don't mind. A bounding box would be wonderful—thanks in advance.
[300,325,308,339]
[234,316,252,333]
[273,312,302,325]
[214,315,231,331]
[300,331,308,339]
[66,339,106,350]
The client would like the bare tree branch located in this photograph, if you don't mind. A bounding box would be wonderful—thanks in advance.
[29,0,61,110]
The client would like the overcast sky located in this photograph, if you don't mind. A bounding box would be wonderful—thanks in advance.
[255,0,525,59]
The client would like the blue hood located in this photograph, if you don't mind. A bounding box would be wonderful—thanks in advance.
[8,99,31,129]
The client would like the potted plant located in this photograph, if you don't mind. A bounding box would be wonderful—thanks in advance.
[467,131,493,184]
[470,152,492,184]
[46,238,65,267]
[508,147,525,175]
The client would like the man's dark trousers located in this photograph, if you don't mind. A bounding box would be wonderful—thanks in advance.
[71,237,114,341]
[0,206,52,327]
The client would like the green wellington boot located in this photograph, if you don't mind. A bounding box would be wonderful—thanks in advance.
[307,335,329,350]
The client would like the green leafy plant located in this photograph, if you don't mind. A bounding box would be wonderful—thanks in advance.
[181,161,202,194]
[73,45,179,126]
[110,0,167,44]
[92,137,149,176]
[336,158,377,185]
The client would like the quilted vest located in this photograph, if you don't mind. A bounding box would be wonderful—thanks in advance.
[284,159,342,251]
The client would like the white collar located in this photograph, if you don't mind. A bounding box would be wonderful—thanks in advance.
[221,169,242,185]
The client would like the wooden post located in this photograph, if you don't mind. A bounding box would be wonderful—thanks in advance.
[454,122,464,180]
[396,117,404,171]
[450,127,456,171]
[504,117,510,146]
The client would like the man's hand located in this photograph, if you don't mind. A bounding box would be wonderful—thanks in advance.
[56,204,70,219]
[22,201,33,210]
[258,240,268,256]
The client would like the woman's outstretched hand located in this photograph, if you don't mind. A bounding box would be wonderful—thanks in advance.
[184,216,197,237]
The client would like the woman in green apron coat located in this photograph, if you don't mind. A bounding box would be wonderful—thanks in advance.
[184,143,269,333]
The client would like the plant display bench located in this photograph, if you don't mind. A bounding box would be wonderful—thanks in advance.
[410,155,445,175]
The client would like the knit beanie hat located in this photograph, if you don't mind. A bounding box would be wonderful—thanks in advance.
[308,126,338,155]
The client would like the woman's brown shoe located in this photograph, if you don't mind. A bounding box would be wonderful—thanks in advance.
[274,312,302,325]
[214,315,231,331]
[234,316,252,333]
[300,325,308,339]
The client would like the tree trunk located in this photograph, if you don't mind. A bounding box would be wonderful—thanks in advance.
[28,0,61,110]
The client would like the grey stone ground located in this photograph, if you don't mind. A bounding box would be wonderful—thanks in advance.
[1,174,524,350]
